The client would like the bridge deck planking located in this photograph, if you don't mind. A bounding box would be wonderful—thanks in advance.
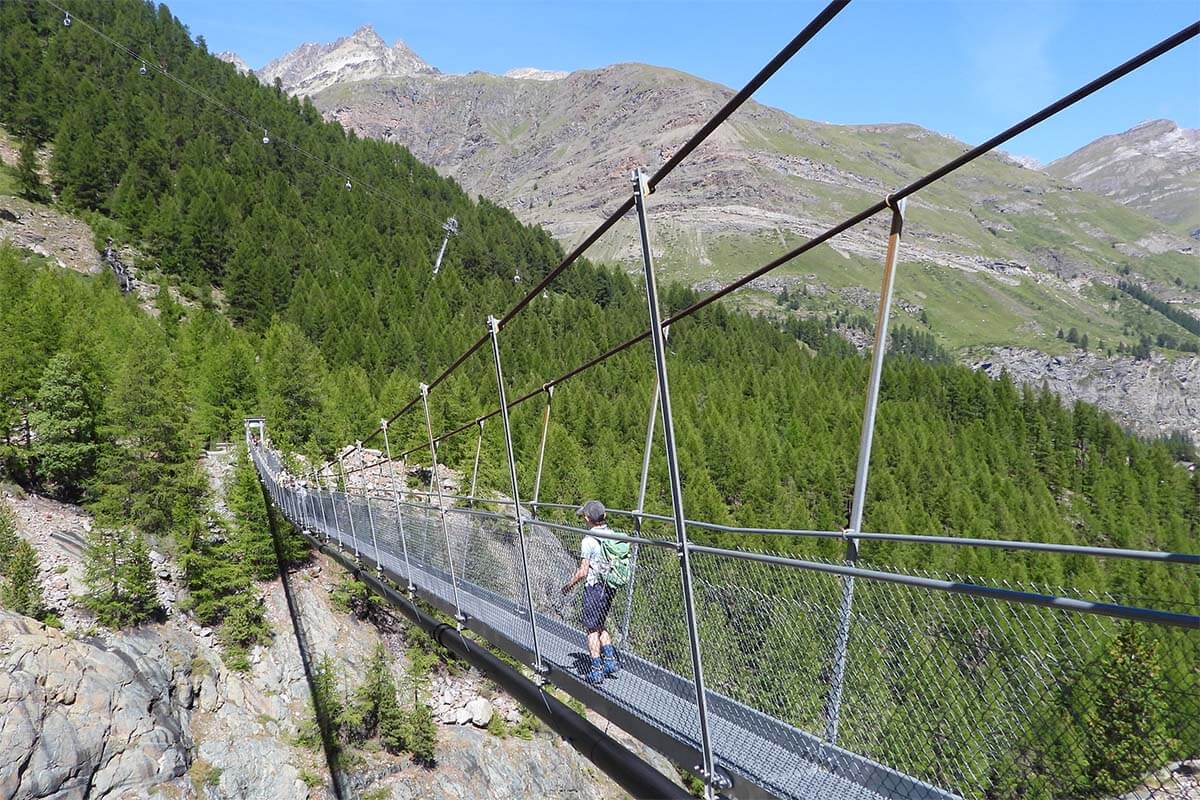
[263,454,957,800]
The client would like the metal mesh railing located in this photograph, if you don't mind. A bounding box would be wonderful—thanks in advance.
[253,444,1199,800]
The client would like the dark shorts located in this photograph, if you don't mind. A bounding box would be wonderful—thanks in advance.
[581,583,616,632]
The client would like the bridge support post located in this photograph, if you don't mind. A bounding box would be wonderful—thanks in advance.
[623,352,666,650]
[824,197,907,747]
[632,167,725,798]
[337,453,360,562]
[420,383,467,624]
[468,419,485,505]
[488,316,549,677]
[381,420,416,593]
[530,385,553,518]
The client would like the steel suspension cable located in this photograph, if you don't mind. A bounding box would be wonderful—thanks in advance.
[408,18,1200,449]
[351,0,852,454]
[43,0,456,232]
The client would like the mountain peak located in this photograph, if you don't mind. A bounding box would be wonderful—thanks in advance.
[349,24,383,43]
[258,26,438,96]
[215,51,252,75]
[1130,118,1179,135]
[1047,119,1200,230]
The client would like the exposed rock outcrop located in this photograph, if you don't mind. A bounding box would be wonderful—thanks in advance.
[974,347,1200,443]
[258,25,437,96]
[0,197,102,276]
[1048,119,1200,232]
[0,445,674,800]
[0,612,195,799]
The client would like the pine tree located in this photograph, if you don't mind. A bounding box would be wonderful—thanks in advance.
[91,325,200,536]
[227,445,278,581]
[402,638,438,763]
[122,532,160,623]
[1084,624,1170,795]
[81,526,159,627]
[298,653,346,755]
[81,527,125,626]
[406,702,438,764]
[30,351,99,500]
[0,505,18,568]
[1,538,47,619]
[258,320,327,450]
[346,643,406,749]
[16,136,47,203]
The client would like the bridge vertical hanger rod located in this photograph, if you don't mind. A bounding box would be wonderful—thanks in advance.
[286,479,297,524]
[488,316,549,675]
[623,339,666,649]
[632,168,723,797]
[301,485,312,533]
[337,453,360,560]
[381,420,416,592]
[363,472,384,577]
[327,464,342,545]
[469,420,485,505]
[316,478,331,542]
[297,484,307,531]
[421,383,467,623]
[531,386,554,515]
[824,197,907,746]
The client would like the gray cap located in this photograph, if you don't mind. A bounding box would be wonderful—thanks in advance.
[577,500,606,523]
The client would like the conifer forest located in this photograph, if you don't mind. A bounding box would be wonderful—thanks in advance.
[0,2,1196,799]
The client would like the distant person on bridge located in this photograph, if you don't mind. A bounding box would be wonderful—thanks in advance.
[562,500,630,685]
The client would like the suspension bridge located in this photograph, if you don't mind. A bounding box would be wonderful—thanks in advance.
[210,4,1200,800]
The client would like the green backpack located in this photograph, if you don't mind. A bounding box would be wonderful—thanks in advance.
[600,538,631,589]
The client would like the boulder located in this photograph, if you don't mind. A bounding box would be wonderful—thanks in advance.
[467,697,494,728]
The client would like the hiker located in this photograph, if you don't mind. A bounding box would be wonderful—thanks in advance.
[561,500,630,685]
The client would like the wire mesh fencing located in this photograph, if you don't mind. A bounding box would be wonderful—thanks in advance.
[252,446,1199,800]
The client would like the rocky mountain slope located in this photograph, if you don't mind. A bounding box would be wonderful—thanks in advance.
[1048,119,1200,236]
[215,50,252,75]
[257,25,438,96]
[974,347,1200,444]
[0,447,668,799]
[243,34,1199,361]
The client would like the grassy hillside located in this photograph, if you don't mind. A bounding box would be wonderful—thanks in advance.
[314,65,1200,357]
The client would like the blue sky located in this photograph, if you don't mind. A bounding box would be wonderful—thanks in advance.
[168,0,1199,164]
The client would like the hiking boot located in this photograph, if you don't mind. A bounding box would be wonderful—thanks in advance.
[601,644,619,676]
[586,657,605,685]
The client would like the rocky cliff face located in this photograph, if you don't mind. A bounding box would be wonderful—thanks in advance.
[215,51,252,75]
[1048,119,1200,235]
[258,25,438,96]
[974,348,1200,444]
[0,612,194,799]
[0,448,672,800]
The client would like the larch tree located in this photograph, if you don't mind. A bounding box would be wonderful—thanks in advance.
[30,350,99,500]
[16,136,47,203]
